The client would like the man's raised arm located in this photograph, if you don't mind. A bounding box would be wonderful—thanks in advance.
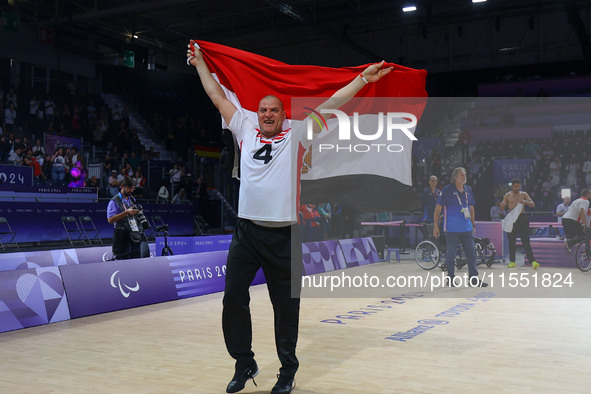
[311,61,393,134]
[187,40,237,125]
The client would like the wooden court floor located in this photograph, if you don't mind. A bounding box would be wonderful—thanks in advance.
[1,261,591,393]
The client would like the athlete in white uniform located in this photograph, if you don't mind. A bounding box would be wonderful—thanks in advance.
[187,41,393,394]
[563,189,591,253]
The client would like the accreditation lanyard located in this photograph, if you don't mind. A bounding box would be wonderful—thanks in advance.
[118,193,132,210]
[455,189,469,209]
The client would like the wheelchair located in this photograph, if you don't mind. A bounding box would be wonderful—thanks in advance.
[415,234,501,271]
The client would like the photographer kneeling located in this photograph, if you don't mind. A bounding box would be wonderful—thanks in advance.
[107,176,149,260]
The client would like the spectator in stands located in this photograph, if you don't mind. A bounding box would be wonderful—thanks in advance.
[132,170,145,198]
[127,151,140,171]
[565,157,579,187]
[524,139,541,158]
[32,139,45,163]
[563,189,591,254]
[549,156,561,185]
[108,169,121,197]
[490,200,504,222]
[583,154,591,186]
[23,154,42,179]
[433,167,488,287]
[169,163,182,195]
[28,95,39,127]
[87,175,101,192]
[5,87,17,108]
[8,146,23,165]
[458,129,471,162]
[3,102,16,133]
[44,96,56,124]
[556,196,570,224]
[0,133,14,161]
[40,153,52,180]
[102,153,114,181]
[50,148,66,182]
[317,203,332,241]
[172,187,190,205]
[68,160,86,187]
[500,178,539,269]
[542,176,554,193]
[157,180,170,204]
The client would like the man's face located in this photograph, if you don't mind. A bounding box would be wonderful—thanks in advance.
[257,97,286,138]
[564,197,570,204]
[455,170,466,185]
[122,186,134,196]
[511,183,521,193]
[429,177,437,187]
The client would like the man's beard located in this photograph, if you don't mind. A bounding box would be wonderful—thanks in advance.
[123,191,132,196]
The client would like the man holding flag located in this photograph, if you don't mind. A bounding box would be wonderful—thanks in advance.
[187,40,394,393]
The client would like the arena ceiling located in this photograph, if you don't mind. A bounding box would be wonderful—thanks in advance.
[4,0,591,71]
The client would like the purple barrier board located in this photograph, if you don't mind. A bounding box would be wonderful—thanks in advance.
[155,235,233,255]
[168,250,266,299]
[0,244,157,272]
[302,240,347,275]
[302,237,379,275]
[338,237,380,267]
[0,266,70,333]
[60,257,178,318]
[0,202,192,243]
[513,238,574,268]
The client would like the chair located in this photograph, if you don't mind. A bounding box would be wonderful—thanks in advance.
[193,215,210,235]
[150,215,166,237]
[78,216,103,245]
[61,216,86,246]
[0,217,19,251]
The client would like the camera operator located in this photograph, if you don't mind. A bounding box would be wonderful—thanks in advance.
[107,176,148,260]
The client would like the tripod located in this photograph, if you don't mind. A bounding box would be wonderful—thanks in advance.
[161,230,174,256]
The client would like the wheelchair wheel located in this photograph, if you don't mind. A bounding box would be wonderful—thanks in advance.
[575,242,591,272]
[415,240,440,270]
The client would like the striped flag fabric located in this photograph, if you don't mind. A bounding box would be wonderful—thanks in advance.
[195,40,428,211]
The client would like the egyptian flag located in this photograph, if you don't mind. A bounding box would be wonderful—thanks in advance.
[196,40,428,211]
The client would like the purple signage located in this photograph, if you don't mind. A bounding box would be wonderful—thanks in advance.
[0,267,70,333]
[155,235,233,255]
[167,250,266,299]
[44,133,82,155]
[0,164,33,188]
[493,159,534,186]
[60,257,178,318]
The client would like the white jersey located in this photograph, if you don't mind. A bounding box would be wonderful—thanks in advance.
[563,197,590,225]
[229,111,310,224]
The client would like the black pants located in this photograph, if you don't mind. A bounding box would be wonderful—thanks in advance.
[112,228,141,260]
[222,219,302,379]
[508,214,536,263]
[563,218,590,252]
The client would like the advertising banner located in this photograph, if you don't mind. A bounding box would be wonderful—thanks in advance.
[60,257,178,318]
[0,266,70,333]
[155,235,233,255]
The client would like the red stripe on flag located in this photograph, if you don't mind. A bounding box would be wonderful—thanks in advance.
[196,40,428,118]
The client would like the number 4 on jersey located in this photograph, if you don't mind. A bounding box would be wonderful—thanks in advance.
[253,144,273,164]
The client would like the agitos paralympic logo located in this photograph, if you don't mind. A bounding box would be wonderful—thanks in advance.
[302,107,418,153]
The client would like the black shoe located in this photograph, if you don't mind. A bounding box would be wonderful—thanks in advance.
[445,276,455,287]
[226,363,259,393]
[271,374,295,394]
[469,278,488,288]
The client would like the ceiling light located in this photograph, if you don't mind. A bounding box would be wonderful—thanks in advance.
[133,34,139,39]
[402,6,417,13]
[472,0,487,3]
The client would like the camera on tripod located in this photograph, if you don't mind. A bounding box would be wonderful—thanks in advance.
[131,204,151,230]
[156,224,169,233]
